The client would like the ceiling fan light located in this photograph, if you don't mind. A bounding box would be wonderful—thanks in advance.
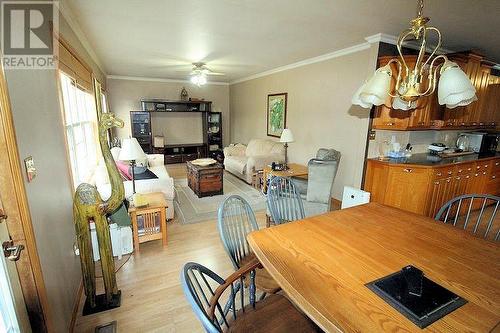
[392,96,416,111]
[438,62,476,106]
[351,82,373,108]
[359,65,392,106]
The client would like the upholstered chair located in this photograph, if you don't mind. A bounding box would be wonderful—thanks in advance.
[292,148,341,216]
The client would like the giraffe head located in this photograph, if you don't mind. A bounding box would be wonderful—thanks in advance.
[99,112,124,130]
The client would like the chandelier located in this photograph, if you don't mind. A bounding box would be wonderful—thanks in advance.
[352,0,477,110]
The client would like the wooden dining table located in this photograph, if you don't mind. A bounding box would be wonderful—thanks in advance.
[247,203,500,332]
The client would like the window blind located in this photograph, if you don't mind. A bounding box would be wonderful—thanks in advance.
[57,39,92,91]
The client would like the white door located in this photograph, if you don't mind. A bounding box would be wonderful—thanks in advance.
[0,199,31,333]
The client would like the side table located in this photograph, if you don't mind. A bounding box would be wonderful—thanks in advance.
[128,192,168,252]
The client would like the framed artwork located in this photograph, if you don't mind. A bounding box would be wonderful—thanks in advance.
[267,93,287,137]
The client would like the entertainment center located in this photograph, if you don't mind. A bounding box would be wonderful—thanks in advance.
[131,99,223,164]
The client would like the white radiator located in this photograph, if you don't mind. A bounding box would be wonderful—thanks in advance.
[90,223,134,261]
[341,186,370,209]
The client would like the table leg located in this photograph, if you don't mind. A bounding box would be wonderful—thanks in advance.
[161,207,167,246]
[131,212,140,253]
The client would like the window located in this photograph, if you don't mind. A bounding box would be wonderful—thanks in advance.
[59,72,99,187]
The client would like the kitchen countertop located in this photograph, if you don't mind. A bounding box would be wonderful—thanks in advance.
[368,152,500,167]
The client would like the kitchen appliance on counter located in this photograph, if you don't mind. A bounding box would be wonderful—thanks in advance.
[482,132,499,153]
[458,132,499,154]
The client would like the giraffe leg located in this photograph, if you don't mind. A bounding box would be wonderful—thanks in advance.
[74,206,96,308]
[94,213,118,304]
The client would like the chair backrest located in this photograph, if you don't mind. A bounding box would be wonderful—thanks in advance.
[267,176,305,225]
[434,194,500,241]
[181,260,259,333]
[217,195,259,269]
[306,159,339,205]
[316,148,341,162]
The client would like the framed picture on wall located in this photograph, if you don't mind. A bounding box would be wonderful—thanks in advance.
[267,93,287,137]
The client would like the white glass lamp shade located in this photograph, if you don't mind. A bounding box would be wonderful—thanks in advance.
[351,82,373,108]
[119,137,146,161]
[279,128,294,143]
[359,65,392,106]
[438,61,477,108]
[392,96,417,111]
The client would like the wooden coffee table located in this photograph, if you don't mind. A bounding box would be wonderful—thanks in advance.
[186,161,223,198]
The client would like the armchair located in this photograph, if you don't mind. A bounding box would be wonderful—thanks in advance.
[292,148,341,217]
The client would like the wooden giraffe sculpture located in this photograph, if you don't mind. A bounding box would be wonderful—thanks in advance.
[73,82,125,313]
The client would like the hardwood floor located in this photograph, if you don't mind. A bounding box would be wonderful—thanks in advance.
[74,164,267,332]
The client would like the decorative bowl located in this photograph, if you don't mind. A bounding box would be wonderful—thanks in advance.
[191,158,217,167]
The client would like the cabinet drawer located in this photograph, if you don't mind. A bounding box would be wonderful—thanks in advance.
[433,166,455,178]
[183,153,198,162]
[165,154,182,164]
[475,161,492,171]
[492,159,500,172]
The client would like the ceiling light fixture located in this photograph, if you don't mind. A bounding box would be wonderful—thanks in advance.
[190,71,207,86]
[352,0,476,110]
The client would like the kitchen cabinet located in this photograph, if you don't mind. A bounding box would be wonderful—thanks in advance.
[372,52,499,131]
[364,156,500,218]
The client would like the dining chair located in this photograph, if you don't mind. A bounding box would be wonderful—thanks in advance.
[301,159,339,217]
[435,194,500,241]
[217,195,280,294]
[267,176,305,225]
[181,259,318,333]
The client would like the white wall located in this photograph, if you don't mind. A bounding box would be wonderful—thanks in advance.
[106,79,230,146]
[229,45,379,199]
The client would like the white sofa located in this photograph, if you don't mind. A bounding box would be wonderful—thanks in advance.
[95,148,175,219]
[224,139,285,183]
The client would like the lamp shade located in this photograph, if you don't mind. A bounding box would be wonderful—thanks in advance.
[279,128,294,143]
[392,96,416,111]
[119,137,145,161]
[438,61,477,107]
[359,65,392,106]
[351,82,373,108]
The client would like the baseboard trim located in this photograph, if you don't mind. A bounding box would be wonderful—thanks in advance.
[332,198,342,211]
[69,280,83,333]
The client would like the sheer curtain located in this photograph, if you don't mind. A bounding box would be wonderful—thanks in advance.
[59,72,99,187]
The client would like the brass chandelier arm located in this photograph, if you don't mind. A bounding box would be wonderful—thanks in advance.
[420,26,442,75]
[396,29,412,78]
[386,58,403,99]
[422,54,448,96]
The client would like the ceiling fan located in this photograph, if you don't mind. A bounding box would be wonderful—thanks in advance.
[190,62,224,86]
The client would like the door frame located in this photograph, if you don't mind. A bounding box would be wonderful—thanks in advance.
[0,59,51,331]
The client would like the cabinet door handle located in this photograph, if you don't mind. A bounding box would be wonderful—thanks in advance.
[436,172,442,176]
[446,179,451,183]
[496,162,500,166]
[403,168,413,173]
[447,171,452,175]
[492,175,497,179]
[387,122,394,126]
[484,165,488,168]
[434,181,440,185]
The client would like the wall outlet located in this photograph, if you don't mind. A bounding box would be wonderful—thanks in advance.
[368,130,376,140]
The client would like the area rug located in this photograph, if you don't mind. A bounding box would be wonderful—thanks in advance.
[174,172,266,224]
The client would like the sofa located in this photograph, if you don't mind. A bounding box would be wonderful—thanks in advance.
[224,139,285,183]
[94,148,175,219]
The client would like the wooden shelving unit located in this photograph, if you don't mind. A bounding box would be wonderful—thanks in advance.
[130,99,223,164]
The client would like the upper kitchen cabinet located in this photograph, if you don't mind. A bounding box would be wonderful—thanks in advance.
[372,52,499,131]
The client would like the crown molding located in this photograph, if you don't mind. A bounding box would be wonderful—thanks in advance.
[365,33,398,45]
[230,42,371,85]
[107,75,230,86]
[58,0,106,74]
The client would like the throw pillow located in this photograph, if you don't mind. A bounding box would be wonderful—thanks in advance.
[115,161,132,180]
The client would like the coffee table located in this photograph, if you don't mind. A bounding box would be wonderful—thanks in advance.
[186,161,224,198]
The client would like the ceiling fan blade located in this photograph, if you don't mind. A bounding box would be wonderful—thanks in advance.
[205,72,225,76]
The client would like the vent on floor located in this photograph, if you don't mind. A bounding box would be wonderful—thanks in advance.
[95,321,117,333]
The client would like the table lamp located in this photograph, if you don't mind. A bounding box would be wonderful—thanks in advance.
[119,137,146,203]
[279,128,294,170]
